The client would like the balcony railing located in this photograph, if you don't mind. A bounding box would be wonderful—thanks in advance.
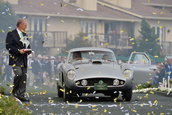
[86,33,132,49]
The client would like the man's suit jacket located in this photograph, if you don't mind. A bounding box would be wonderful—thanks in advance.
[6,29,30,68]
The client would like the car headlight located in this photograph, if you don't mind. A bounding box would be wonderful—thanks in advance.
[113,79,119,86]
[67,70,75,80]
[123,70,132,78]
[81,79,87,86]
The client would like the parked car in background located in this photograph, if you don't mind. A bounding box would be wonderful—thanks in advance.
[57,47,134,101]
[122,52,156,86]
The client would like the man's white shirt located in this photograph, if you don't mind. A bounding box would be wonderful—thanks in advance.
[17,28,23,39]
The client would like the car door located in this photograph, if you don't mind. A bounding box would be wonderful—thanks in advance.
[128,52,156,85]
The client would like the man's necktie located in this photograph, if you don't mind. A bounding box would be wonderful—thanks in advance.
[20,32,25,46]
[20,32,23,39]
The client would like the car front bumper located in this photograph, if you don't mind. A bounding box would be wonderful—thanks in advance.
[65,79,133,93]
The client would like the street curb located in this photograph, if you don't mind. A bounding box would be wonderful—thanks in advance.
[133,89,172,97]
[154,91,172,97]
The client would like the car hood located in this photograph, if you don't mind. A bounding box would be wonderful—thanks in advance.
[74,63,125,81]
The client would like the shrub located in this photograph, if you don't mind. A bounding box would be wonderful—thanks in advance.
[0,94,30,115]
[136,83,154,90]
[0,87,5,95]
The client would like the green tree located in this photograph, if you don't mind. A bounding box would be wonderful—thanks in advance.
[133,19,160,56]
[0,0,17,50]
[63,33,92,52]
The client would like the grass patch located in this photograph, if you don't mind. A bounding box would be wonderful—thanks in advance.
[0,81,56,94]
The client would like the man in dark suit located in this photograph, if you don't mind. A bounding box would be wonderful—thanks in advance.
[6,19,31,102]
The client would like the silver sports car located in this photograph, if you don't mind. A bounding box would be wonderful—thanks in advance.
[57,47,134,101]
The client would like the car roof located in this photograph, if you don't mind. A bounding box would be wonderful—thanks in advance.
[69,47,113,53]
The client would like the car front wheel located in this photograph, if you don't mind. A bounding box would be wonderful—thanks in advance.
[57,86,63,97]
[122,88,132,101]
[63,85,72,102]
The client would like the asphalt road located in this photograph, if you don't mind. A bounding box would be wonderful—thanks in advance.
[23,91,172,115]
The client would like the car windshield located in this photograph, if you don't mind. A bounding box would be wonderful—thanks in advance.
[68,50,116,63]
[129,53,149,64]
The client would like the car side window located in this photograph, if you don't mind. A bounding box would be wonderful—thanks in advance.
[102,53,112,60]
[130,54,149,64]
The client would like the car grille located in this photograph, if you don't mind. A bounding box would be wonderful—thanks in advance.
[76,78,125,86]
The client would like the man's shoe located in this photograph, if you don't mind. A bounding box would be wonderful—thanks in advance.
[17,96,30,102]
[12,93,19,97]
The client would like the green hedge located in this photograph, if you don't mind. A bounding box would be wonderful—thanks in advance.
[135,83,154,90]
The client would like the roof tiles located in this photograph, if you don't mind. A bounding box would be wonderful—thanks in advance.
[12,0,172,20]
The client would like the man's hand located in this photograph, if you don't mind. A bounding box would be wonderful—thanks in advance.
[155,69,160,74]
[19,49,25,54]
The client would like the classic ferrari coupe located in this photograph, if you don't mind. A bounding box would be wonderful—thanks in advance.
[57,47,134,101]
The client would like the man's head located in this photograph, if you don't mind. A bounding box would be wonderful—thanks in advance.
[37,54,42,60]
[165,56,172,65]
[57,56,61,62]
[102,53,111,60]
[16,19,27,32]
[73,52,82,60]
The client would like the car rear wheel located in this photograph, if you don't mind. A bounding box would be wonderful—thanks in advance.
[63,85,73,102]
[57,86,63,97]
[122,88,132,101]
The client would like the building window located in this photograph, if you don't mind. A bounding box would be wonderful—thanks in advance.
[94,21,97,33]
[45,19,47,32]
[39,19,42,32]
[153,6,163,9]
[153,26,166,44]
[89,22,93,34]
[28,17,32,31]
[162,26,166,43]
[34,18,38,32]
[83,21,96,34]
[85,21,88,34]
[105,23,109,34]
[157,26,160,37]
[81,20,84,33]
[152,26,155,35]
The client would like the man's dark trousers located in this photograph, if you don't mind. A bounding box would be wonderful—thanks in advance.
[12,66,27,97]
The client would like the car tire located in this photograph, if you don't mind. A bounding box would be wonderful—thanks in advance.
[110,91,119,98]
[77,93,82,97]
[122,88,132,101]
[57,86,63,97]
[63,85,72,102]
